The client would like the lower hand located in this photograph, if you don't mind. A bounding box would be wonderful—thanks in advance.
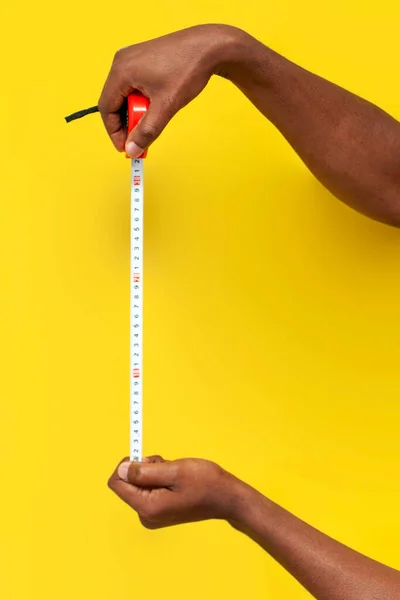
[108,455,244,529]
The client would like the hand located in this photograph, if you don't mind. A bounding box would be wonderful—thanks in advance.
[108,455,243,529]
[98,24,242,157]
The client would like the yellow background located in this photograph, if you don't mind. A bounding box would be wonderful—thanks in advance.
[1,1,399,598]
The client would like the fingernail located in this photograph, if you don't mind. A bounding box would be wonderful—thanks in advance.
[126,141,144,158]
[118,462,130,481]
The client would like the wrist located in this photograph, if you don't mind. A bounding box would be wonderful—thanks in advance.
[207,25,286,96]
[193,24,277,89]
[220,472,265,527]
[192,25,255,78]
[211,26,274,84]
[226,477,278,542]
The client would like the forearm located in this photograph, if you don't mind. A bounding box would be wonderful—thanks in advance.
[218,28,400,226]
[228,480,400,600]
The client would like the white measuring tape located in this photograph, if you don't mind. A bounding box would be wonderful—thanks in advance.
[130,157,144,461]
[128,92,149,462]
[65,93,148,462]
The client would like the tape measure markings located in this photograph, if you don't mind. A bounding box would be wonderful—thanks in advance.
[130,157,144,462]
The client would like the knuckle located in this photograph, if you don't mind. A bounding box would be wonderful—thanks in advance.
[163,91,180,114]
[140,500,162,523]
[113,47,126,62]
[107,475,116,490]
[97,97,106,115]
[105,56,128,88]
[140,122,159,144]
[140,517,158,530]
[112,60,126,79]
[140,507,156,522]
[174,461,184,477]
[132,464,143,483]
[151,454,164,463]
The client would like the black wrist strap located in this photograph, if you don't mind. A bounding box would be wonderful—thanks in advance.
[65,105,99,123]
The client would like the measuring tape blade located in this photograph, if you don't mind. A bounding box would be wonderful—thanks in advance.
[128,92,149,462]
[130,157,144,461]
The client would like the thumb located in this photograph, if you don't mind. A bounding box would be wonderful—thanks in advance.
[118,460,177,488]
[125,99,172,158]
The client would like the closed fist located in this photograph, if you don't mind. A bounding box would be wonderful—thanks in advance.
[108,455,243,529]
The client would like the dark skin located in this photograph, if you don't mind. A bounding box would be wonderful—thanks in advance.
[101,24,400,600]
[109,456,400,600]
[99,24,400,226]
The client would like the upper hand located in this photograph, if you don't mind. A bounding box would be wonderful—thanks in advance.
[108,455,242,529]
[98,24,239,157]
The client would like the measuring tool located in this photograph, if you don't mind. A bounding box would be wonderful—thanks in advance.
[65,92,149,462]
[127,92,149,462]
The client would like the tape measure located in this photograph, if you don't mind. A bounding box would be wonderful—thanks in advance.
[127,92,149,462]
[65,92,149,462]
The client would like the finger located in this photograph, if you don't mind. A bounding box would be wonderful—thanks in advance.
[107,455,165,490]
[108,457,149,513]
[118,460,177,488]
[108,456,130,486]
[108,457,142,510]
[125,98,175,158]
[108,478,143,510]
[104,112,127,153]
[143,455,164,463]
[98,73,130,152]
